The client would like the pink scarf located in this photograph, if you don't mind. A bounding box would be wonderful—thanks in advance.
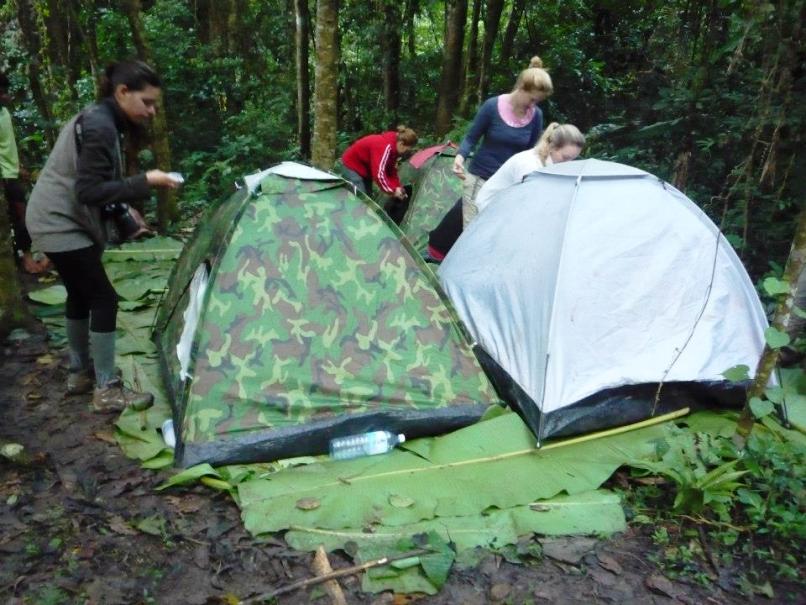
[498,94,535,127]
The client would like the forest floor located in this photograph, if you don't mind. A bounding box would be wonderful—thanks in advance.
[2,330,783,605]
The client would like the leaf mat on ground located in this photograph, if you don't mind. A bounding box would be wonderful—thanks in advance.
[25,238,182,468]
[286,489,624,557]
[238,410,673,537]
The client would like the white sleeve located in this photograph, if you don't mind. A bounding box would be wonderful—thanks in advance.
[476,152,542,214]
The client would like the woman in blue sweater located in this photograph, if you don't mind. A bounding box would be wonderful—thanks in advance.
[452,56,553,226]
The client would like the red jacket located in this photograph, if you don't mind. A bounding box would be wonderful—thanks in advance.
[341,131,401,194]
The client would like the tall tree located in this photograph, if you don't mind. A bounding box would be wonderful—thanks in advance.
[477,0,505,101]
[15,0,56,146]
[404,0,418,59]
[381,0,402,119]
[74,0,101,96]
[0,211,28,340]
[311,0,339,169]
[735,207,806,447]
[435,0,468,136]
[459,0,481,116]
[123,0,178,228]
[295,0,312,159]
[500,0,526,67]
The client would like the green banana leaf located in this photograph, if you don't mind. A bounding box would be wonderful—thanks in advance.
[238,411,670,536]
[27,285,67,305]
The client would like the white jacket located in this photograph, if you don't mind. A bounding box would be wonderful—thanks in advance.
[475,150,552,214]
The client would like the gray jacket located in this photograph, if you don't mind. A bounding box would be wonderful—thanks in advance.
[26,99,150,253]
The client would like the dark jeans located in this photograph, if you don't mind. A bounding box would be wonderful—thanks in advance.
[335,162,372,195]
[4,178,32,253]
[46,245,118,332]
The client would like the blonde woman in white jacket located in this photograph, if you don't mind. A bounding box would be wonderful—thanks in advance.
[474,123,585,216]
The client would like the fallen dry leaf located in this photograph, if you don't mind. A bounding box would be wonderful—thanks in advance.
[295,497,320,510]
[35,354,56,365]
[21,373,40,386]
[597,552,623,575]
[93,430,117,444]
[108,514,138,536]
[490,583,512,601]
[389,494,415,508]
[645,573,678,599]
[166,494,206,514]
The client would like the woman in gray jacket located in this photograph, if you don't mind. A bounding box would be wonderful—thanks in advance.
[26,60,178,412]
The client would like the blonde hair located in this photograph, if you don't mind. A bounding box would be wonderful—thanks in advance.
[513,56,553,96]
[535,123,586,163]
[396,125,418,146]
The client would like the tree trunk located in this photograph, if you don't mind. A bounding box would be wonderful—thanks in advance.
[195,0,212,44]
[123,0,179,229]
[295,0,312,159]
[405,0,417,59]
[477,0,505,102]
[435,0,468,136]
[381,0,402,120]
[16,0,56,147]
[735,207,806,446]
[44,0,73,92]
[0,202,28,340]
[75,0,102,97]
[311,0,340,169]
[500,0,526,67]
[209,0,233,56]
[459,0,480,116]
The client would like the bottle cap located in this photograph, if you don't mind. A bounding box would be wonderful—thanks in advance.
[397,433,406,443]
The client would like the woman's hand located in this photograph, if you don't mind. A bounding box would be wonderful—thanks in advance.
[146,170,181,189]
[452,155,466,180]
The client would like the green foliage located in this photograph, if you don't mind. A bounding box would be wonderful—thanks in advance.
[624,408,806,589]
[633,432,746,518]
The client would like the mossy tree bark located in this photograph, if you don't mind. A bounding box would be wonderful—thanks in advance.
[476,0,504,102]
[735,207,806,446]
[123,0,179,229]
[294,0,312,160]
[435,0,468,137]
[15,0,56,147]
[311,0,339,170]
[0,201,28,340]
[459,0,480,117]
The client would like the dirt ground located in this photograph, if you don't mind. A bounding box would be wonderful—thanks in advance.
[0,325,787,605]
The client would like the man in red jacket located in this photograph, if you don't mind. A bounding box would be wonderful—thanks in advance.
[340,125,417,201]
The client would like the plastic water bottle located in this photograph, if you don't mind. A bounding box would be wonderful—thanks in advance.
[329,431,406,460]
[161,418,176,449]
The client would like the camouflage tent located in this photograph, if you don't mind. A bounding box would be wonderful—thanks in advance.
[396,144,462,252]
[155,162,499,467]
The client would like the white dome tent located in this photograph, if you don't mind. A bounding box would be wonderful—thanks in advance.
[438,159,769,444]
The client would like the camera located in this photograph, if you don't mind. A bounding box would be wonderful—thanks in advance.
[102,202,141,241]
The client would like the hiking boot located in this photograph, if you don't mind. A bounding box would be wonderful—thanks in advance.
[66,366,123,396]
[92,379,153,413]
[67,369,94,395]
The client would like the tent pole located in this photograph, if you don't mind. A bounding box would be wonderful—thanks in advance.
[540,407,691,452]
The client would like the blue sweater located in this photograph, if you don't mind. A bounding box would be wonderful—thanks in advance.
[458,96,543,179]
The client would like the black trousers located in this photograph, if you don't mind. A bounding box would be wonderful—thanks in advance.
[46,245,118,332]
[4,178,32,253]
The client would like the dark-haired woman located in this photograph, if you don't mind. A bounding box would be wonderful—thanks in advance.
[26,60,179,412]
